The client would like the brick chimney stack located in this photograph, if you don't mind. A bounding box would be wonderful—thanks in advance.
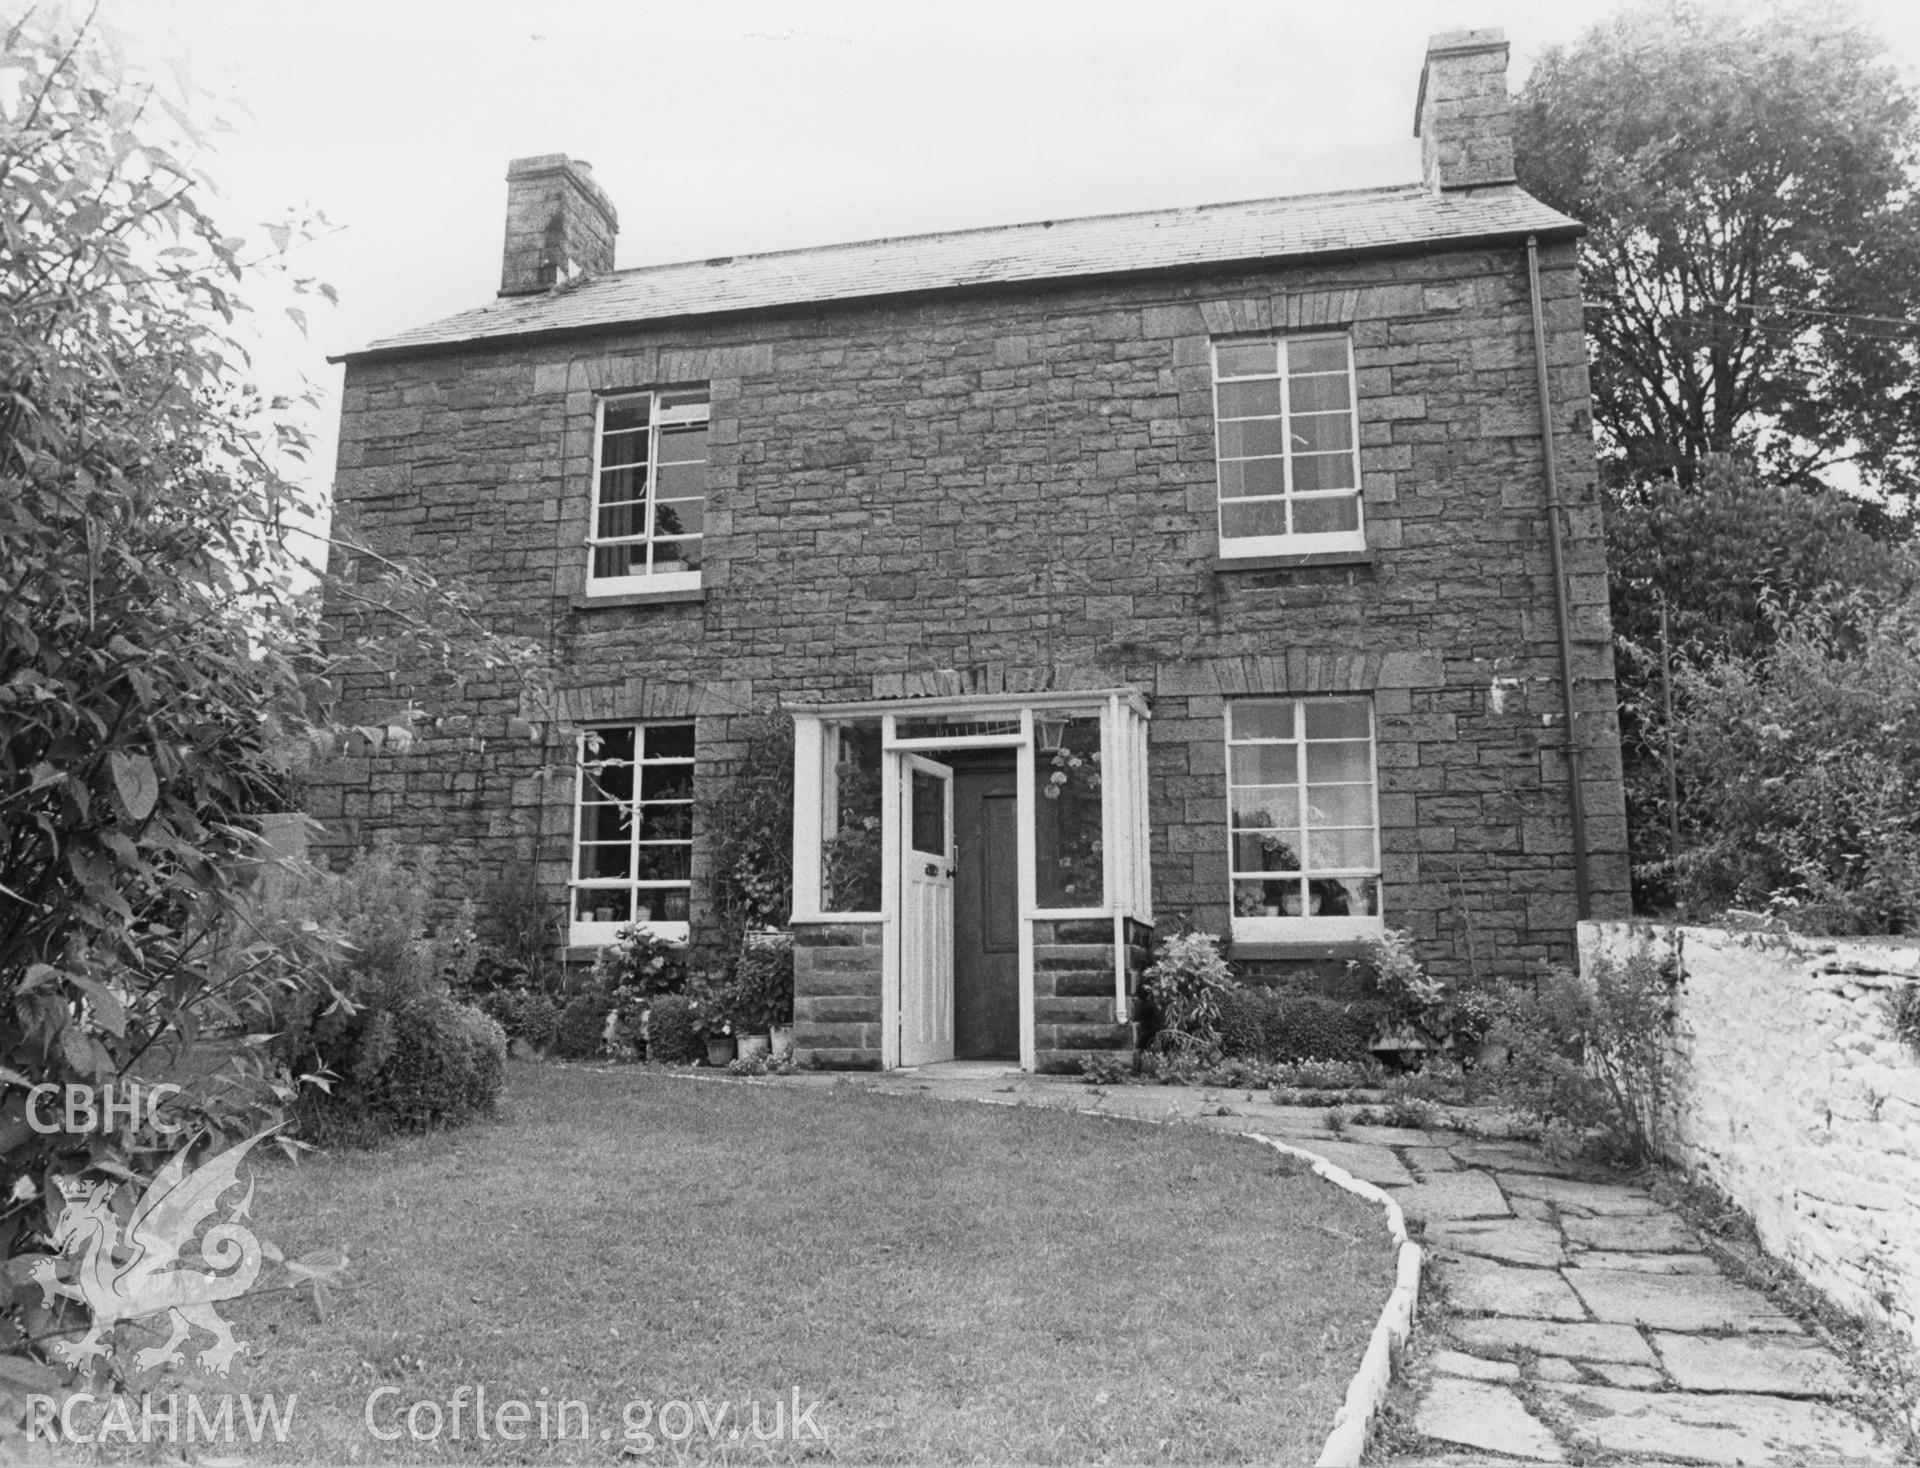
[499,154,619,297]
[1414,30,1517,192]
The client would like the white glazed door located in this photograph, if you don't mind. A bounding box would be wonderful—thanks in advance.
[898,755,955,1066]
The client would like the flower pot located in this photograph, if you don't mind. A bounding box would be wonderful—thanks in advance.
[737,1033,771,1062]
[706,1034,736,1067]
[770,1024,795,1061]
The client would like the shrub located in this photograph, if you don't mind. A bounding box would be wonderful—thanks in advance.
[709,712,796,933]
[1667,585,1920,933]
[723,938,794,1035]
[370,995,507,1132]
[1263,995,1378,1064]
[1077,1053,1135,1086]
[1214,984,1383,1064]
[1215,986,1268,1059]
[1884,982,1920,1061]
[591,925,688,998]
[480,859,563,982]
[1482,939,1679,1165]
[271,848,508,1142]
[554,990,614,1060]
[1142,931,1234,1047]
[479,987,561,1050]
[1350,929,1501,1056]
[517,992,561,1050]
[646,994,703,1064]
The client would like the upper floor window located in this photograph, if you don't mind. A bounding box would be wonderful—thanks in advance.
[1212,337,1363,557]
[1226,695,1382,942]
[588,388,708,594]
[571,722,695,945]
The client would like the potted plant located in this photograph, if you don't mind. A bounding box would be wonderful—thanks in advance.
[722,933,794,1059]
[686,975,737,1065]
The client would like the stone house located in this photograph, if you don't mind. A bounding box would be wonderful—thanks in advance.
[315,29,1630,1071]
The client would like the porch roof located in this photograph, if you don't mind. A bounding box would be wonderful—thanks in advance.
[788,687,1151,720]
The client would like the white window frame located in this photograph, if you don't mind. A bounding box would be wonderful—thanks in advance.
[1212,335,1365,557]
[585,388,709,596]
[569,722,695,946]
[1225,696,1383,943]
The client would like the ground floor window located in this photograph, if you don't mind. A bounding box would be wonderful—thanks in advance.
[1226,695,1382,941]
[571,721,694,943]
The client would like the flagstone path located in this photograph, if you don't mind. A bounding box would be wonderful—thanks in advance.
[769,1066,1900,1464]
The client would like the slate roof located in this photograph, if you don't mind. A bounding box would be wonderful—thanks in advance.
[339,182,1580,362]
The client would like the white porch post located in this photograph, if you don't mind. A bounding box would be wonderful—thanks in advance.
[1016,705,1037,1072]
[790,716,823,917]
[879,715,901,1070]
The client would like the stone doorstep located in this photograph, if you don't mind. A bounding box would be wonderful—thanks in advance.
[1651,1331,1864,1398]
[1533,1383,1897,1465]
[1411,1377,1565,1463]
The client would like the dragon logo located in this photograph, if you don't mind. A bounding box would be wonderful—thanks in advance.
[31,1130,271,1376]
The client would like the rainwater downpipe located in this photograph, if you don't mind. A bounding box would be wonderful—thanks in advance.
[1525,234,1592,919]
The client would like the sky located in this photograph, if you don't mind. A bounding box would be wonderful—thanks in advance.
[96,0,1920,513]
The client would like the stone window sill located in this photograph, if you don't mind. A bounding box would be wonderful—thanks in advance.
[570,587,707,610]
[1228,940,1378,962]
[1214,550,1374,574]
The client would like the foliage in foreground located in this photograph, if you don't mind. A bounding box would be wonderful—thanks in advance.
[1,11,544,1402]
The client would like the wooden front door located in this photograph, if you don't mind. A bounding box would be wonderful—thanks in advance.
[898,755,955,1066]
[952,758,1020,1060]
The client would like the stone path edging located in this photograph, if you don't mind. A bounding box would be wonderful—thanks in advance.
[1246,1134,1424,1467]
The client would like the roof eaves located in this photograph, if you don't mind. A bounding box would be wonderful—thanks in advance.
[329,213,1582,368]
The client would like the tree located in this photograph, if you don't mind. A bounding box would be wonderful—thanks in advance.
[1605,460,1914,906]
[0,11,543,1399]
[1668,583,1920,932]
[1514,1,1920,502]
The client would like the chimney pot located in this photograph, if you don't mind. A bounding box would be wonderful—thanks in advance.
[500,154,619,297]
[1414,29,1517,193]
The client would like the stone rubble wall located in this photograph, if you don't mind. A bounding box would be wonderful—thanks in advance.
[1581,920,1920,1347]
[316,241,1632,978]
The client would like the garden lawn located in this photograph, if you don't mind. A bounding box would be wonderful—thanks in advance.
[211,1064,1392,1462]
